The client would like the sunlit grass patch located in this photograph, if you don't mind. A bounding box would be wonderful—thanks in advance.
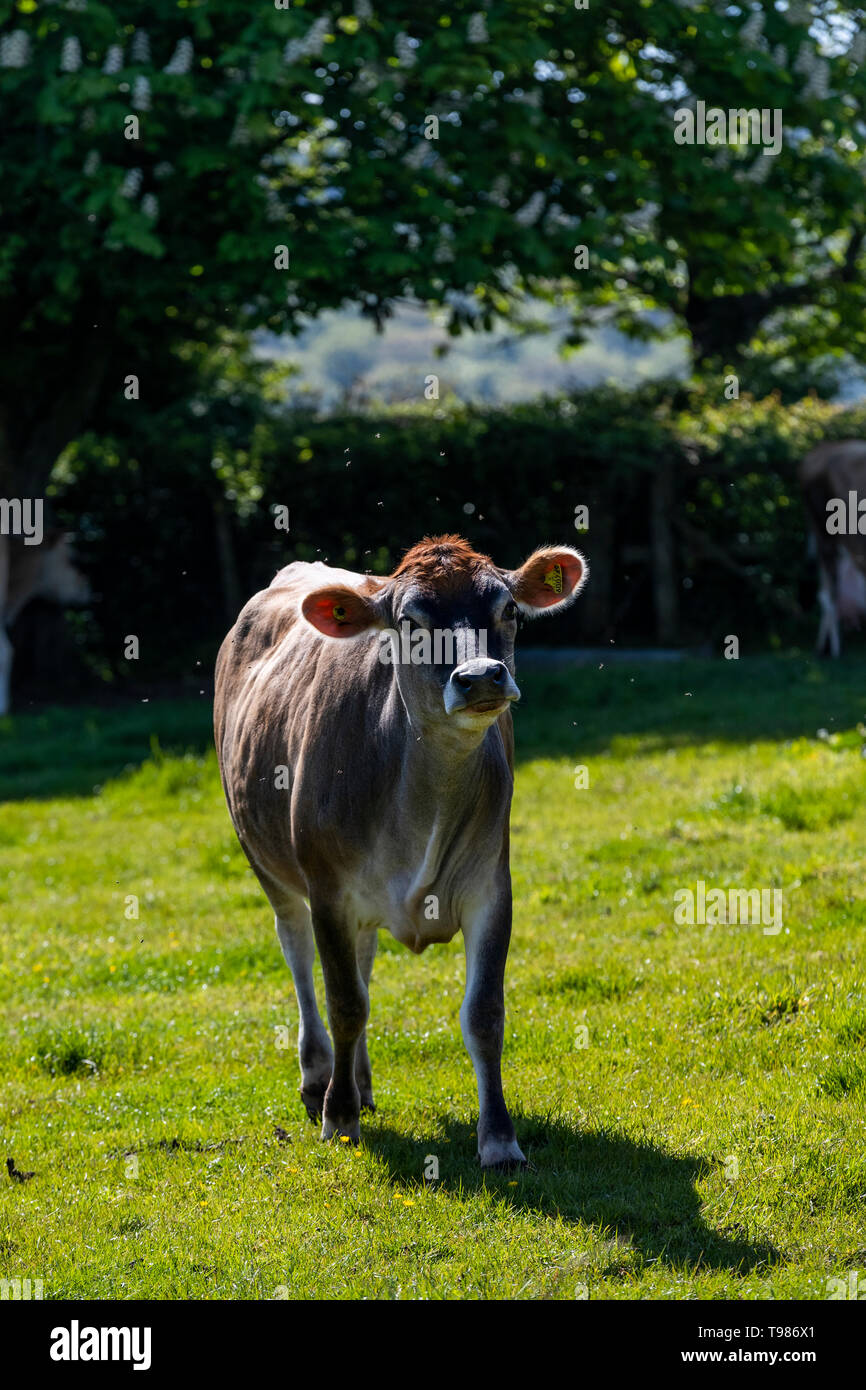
[1,656,865,1298]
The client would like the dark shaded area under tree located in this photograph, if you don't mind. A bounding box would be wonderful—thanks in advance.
[14,382,864,706]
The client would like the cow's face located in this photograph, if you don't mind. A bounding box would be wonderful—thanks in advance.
[301,538,587,738]
[38,534,93,607]
[389,564,521,732]
[6,532,92,616]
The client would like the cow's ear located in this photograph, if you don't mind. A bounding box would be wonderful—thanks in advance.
[301,584,387,639]
[506,546,588,616]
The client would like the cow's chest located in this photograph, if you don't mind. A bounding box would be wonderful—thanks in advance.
[346,817,495,954]
[347,863,462,955]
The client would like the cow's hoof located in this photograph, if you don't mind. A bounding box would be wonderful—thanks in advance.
[300,1085,326,1122]
[359,1095,376,1114]
[321,1114,361,1143]
[478,1137,528,1170]
[483,1156,532,1173]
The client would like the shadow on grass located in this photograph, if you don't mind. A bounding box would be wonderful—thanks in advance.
[513,653,866,764]
[4,652,866,802]
[0,698,215,802]
[362,1113,778,1280]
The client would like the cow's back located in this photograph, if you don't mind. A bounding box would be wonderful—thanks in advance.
[214,561,399,900]
[800,441,866,576]
[214,559,377,747]
[800,440,866,513]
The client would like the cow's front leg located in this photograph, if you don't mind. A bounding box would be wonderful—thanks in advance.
[460,884,526,1169]
[0,627,12,718]
[275,902,333,1120]
[816,564,840,658]
[817,581,839,656]
[311,901,368,1142]
[354,926,378,1112]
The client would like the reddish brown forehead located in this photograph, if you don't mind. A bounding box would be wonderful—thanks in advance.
[391,534,497,596]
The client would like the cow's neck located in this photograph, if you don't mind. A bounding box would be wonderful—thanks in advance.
[377,720,508,933]
[394,716,511,845]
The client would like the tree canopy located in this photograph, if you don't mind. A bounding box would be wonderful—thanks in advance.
[1,0,865,493]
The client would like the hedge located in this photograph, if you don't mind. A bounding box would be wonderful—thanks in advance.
[34,383,866,692]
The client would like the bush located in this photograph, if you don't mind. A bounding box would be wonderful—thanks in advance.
[43,384,864,690]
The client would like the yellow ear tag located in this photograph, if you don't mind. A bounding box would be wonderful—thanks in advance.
[332,604,347,623]
[543,564,563,595]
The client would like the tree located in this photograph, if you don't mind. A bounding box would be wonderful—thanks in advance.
[1,0,865,504]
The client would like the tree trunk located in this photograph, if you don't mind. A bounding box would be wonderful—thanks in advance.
[0,316,114,498]
[213,496,243,624]
[650,458,679,644]
[577,490,615,642]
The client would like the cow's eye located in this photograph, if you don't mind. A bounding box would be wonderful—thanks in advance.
[503,600,518,621]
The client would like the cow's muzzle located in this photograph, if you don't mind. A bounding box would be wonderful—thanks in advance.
[444,659,521,716]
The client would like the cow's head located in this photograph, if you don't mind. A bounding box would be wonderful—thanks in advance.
[38,532,93,607]
[300,536,587,737]
[6,531,92,620]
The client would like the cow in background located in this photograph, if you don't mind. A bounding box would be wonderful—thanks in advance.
[215,535,588,1168]
[0,531,92,715]
[799,440,866,657]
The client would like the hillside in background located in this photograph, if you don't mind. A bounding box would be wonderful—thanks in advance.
[260,300,866,411]
[259,304,689,409]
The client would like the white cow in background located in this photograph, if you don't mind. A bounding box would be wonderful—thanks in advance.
[799,440,866,658]
[0,531,92,715]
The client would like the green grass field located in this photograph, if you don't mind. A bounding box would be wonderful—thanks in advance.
[1,655,865,1300]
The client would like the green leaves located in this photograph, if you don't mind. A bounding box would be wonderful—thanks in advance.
[110,216,164,258]
[2,0,866,496]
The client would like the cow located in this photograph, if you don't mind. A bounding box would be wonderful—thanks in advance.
[214,535,588,1168]
[799,440,866,657]
[0,531,92,716]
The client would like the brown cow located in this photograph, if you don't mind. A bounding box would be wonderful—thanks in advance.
[800,440,866,657]
[0,531,92,716]
[214,535,588,1167]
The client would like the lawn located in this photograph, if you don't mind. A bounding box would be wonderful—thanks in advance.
[1,654,865,1300]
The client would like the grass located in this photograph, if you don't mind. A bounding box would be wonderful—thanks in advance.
[1,654,865,1299]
